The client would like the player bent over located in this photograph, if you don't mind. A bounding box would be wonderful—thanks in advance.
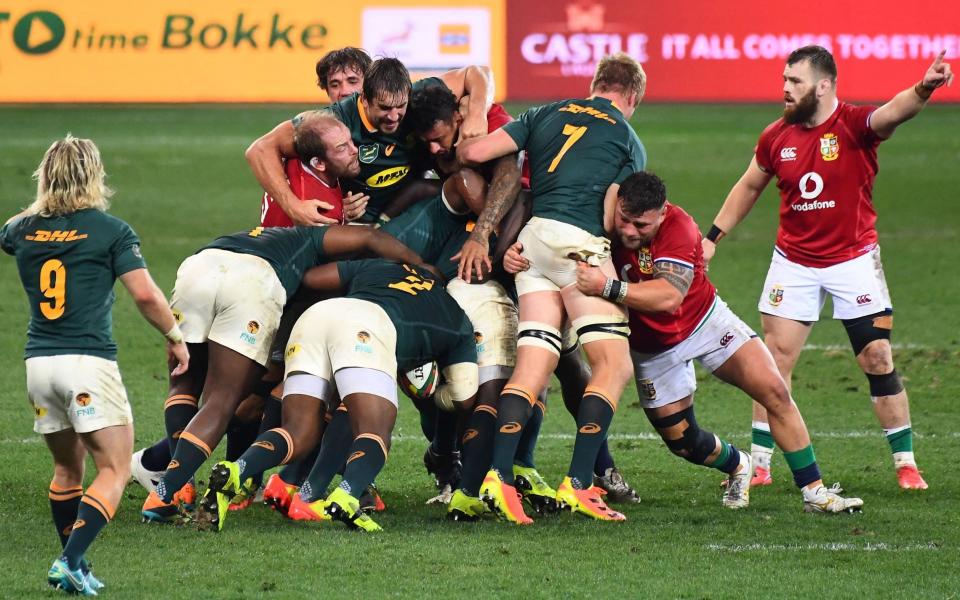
[509,171,862,513]
[2,136,189,595]
[704,46,952,490]
[457,53,648,524]
[197,259,478,531]
[140,225,425,522]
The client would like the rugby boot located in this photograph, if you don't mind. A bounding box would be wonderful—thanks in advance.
[141,491,185,523]
[424,447,462,490]
[721,453,753,509]
[513,465,559,513]
[48,558,96,596]
[555,476,626,521]
[446,489,488,522]
[325,487,382,531]
[896,465,928,490]
[802,483,864,514]
[479,469,532,525]
[359,483,387,512]
[174,481,196,511]
[287,493,331,522]
[196,461,253,532]
[80,561,104,592]
[593,467,642,503]
[129,448,164,493]
[751,465,773,487]
[263,473,299,516]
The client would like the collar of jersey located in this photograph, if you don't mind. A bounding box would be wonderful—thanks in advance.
[299,160,337,188]
[357,100,377,133]
[586,95,622,114]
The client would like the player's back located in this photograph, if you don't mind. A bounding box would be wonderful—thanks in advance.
[507,96,646,236]
[337,258,476,371]
[0,209,143,359]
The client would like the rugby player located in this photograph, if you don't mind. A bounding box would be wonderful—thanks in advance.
[2,135,188,594]
[197,258,478,532]
[509,171,863,513]
[456,53,647,523]
[703,46,952,490]
[140,224,427,522]
[315,46,371,103]
[246,58,494,226]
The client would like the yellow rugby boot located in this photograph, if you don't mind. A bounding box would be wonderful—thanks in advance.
[556,476,626,521]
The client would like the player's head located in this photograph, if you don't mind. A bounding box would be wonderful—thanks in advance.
[361,58,412,134]
[31,134,113,217]
[614,171,667,249]
[316,47,372,103]
[294,111,361,179]
[406,84,462,156]
[783,45,838,124]
[590,53,647,119]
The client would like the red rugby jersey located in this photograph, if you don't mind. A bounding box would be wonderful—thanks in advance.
[614,203,717,353]
[755,102,883,267]
[485,103,531,189]
[260,159,345,227]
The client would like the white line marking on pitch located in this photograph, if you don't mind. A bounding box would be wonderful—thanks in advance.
[802,343,934,351]
[706,542,942,552]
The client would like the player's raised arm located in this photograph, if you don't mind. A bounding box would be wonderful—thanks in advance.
[702,156,773,264]
[118,268,189,376]
[457,128,519,167]
[456,155,522,282]
[245,114,337,226]
[439,65,494,139]
[870,50,953,140]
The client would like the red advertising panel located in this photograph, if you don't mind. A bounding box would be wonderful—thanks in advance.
[507,0,960,102]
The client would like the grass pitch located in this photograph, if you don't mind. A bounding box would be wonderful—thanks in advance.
[0,104,958,598]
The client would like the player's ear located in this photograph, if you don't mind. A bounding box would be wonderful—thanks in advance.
[310,156,324,172]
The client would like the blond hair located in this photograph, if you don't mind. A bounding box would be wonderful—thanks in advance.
[591,53,647,102]
[30,134,112,217]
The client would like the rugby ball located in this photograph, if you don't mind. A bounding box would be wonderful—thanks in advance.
[399,361,439,401]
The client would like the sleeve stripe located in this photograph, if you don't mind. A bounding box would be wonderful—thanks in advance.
[653,257,694,269]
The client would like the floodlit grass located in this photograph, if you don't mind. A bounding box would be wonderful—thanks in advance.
[0,104,957,597]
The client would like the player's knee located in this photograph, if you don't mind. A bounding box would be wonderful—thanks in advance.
[52,462,84,489]
[858,340,894,374]
[843,311,893,359]
[651,406,715,465]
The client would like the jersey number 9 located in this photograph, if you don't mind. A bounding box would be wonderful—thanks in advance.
[40,259,66,320]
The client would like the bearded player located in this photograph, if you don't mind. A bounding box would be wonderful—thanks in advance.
[703,46,952,490]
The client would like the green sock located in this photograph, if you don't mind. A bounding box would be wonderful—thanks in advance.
[783,445,821,488]
[567,393,615,489]
[885,426,913,453]
[238,428,293,481]
[340,435,388,497]
[48,485,83,548]
[62,492,112,571]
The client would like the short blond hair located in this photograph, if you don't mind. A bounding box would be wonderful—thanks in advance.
[30,134,112,217]
[591,53,647,102]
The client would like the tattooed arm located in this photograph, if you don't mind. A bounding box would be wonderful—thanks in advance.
[454,152,522,282]
[575,259,691,313]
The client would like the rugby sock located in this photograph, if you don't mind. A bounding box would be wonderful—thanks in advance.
[164,394,199,455]
[228,417,266,488]
[593,439,615,477]
[61,487,114,571]
[258,395,283,436]
[706,440,744,474]
[141,438,172,471]
[48,483,83,548]
[282,440,321,486]
[300,408,353,501]
[459,404,498,495]
[514,399,544,469]
[783,445,821,488]
[431,407,460,457]
[490,388,535,484]
[567,390,615,489]
[237,428,294,481]
[339,434,388,496]
[157,432,210,503]
[884,425,916,468]
[751,420,775,471]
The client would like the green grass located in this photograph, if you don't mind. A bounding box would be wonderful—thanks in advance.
[1,104,958,598]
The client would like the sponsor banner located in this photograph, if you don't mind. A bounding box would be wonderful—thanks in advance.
[507,0,960,102]
[0,0,505,102]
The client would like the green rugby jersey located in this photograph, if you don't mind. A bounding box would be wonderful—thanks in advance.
[381,193,470,281]
[502,96,647,236]
[324,78,441,221]
[204,225,329,300]
[0,209,146,360]
[337,258,476,371]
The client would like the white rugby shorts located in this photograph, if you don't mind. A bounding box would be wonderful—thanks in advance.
[26,355,133,434]
[446,278,517,384]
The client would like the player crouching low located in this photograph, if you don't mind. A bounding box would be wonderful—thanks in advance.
[197,258,478,532]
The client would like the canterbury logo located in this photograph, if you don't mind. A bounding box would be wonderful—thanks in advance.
[856,294,872,305]
[72,519,86,530]
[579,423,601,434]
[253,441,275,452]
[167,459,180,470]
[499,422,521,434]
[347,451,365,464]
[462,429,479,443]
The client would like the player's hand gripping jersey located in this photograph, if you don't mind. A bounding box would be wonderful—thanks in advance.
[260,159,345,227]
[755,102,883,268]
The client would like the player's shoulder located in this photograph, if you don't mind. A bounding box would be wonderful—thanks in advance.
[836,101,877,127]
[759,116,790,141]
[660,202,700,239]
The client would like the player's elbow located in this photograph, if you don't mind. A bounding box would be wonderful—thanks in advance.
[245,138,266,166]
[658,290,684,314]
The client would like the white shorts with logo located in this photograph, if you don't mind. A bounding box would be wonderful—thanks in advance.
[630,297,757,409]
[758,246,892,322]
[446,278,517,384]
[170,249,287,366]
[26,355,134,434]
[284,297,398,383]
[515,217,612,296]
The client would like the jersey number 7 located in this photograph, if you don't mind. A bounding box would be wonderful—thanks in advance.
[547,124,588,173]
